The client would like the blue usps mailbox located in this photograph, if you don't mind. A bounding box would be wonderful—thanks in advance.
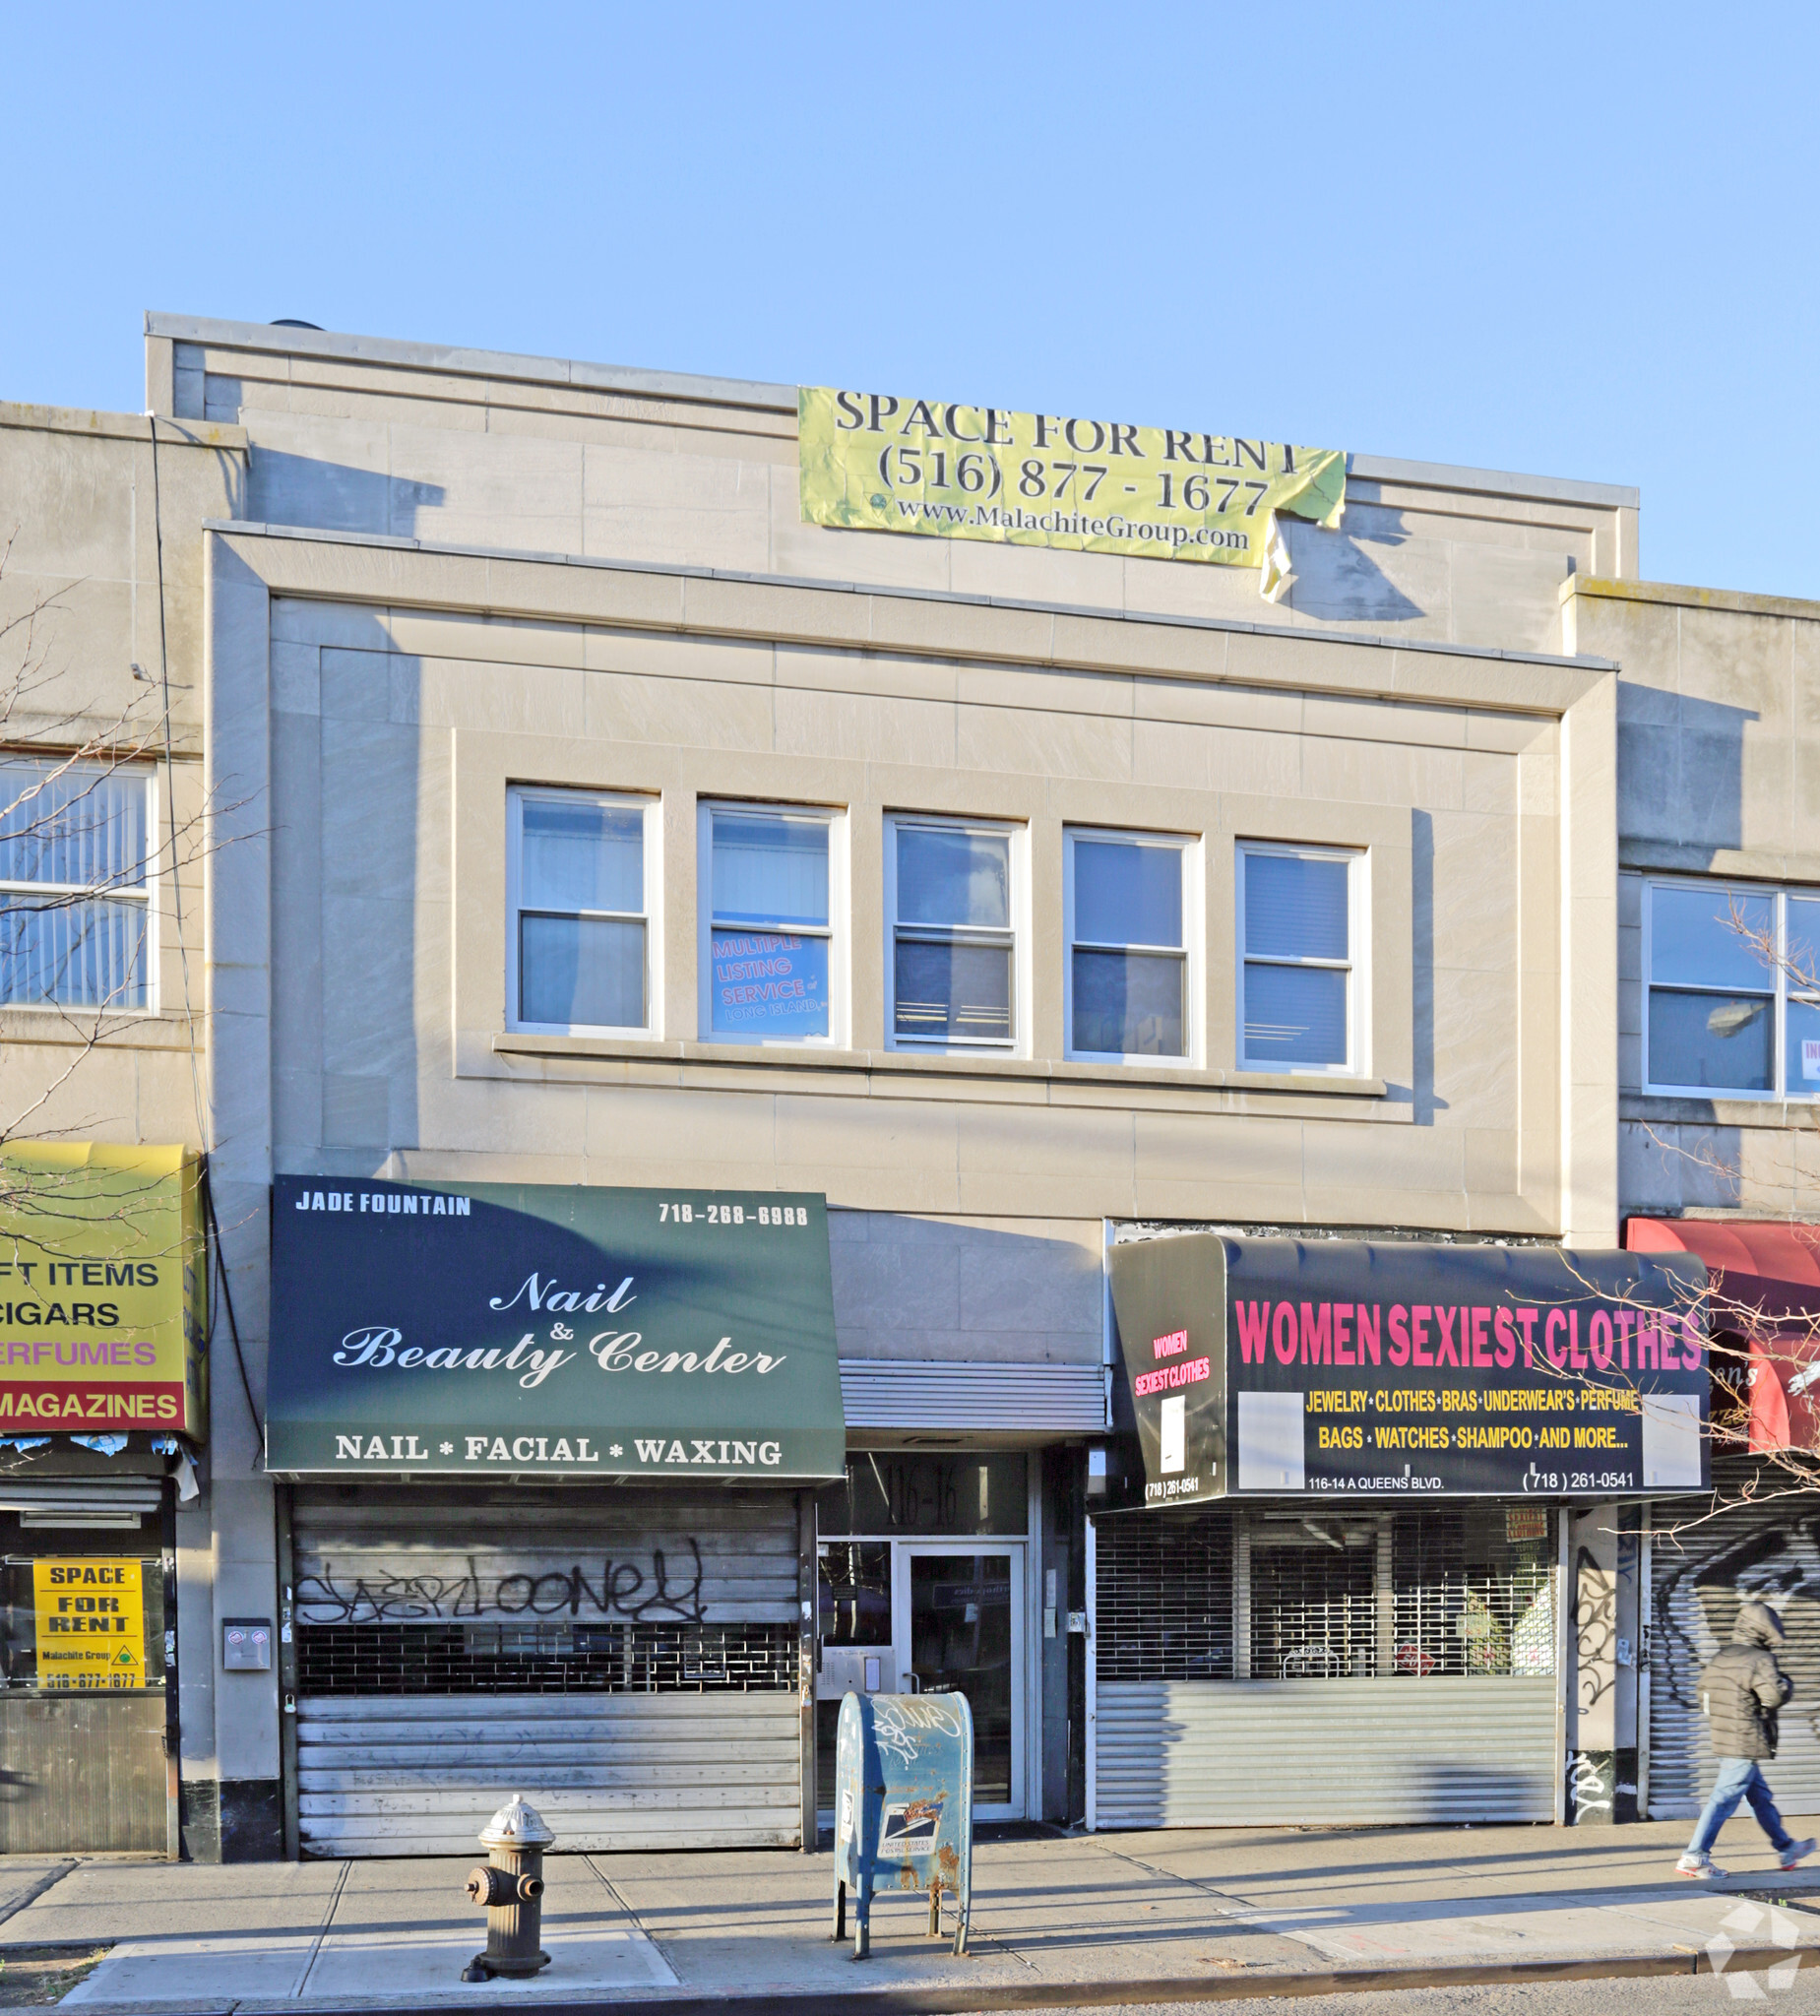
[830,1688,973,1959]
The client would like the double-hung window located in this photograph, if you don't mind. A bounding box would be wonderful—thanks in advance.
[887,818,1018,1048]
[1643,879,1820,1096]
[702,804,837,1043]
[1237,843,1362,1073]
[1065,829,1191,1060]
[508,788,654,1034]
[0,761,153,1011]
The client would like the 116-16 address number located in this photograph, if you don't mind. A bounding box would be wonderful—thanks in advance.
[659,1202,808,1227]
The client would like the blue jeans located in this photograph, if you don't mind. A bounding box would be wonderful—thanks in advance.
[1687,1757,1793,1857]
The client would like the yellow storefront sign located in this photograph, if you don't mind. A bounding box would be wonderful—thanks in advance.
[799,387,1345,597]
[33,1558,146,1688]
[0,1146,207,1438]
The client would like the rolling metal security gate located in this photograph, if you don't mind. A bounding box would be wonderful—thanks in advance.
[288,1485,801,1856]
[839,1360,1109,1433]
[1648,1491,1820,1821]
[1094,1504,1560,1826]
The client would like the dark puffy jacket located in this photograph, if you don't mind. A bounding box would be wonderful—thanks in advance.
[1701,1602,1794,1760]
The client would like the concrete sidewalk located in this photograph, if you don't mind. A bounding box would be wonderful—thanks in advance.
[11,1817,1820,2011]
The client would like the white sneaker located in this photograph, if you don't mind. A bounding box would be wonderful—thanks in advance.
[1780,1838,1815,1870]
[1676,1852,1726,1878]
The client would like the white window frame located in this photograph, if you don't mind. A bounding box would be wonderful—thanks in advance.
[884,814,1027,1054]
[1063,826,1199,1066]
[1641,876,1820,1100]
[0,760,157,1016]
[697,800,846,1047]
[1234,841,1368,1078]
[505,786,659,1038]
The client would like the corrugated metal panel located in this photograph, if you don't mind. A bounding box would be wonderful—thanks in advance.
[288,1485,801,1856]
[1649,1489,1820,1820]
[1093,1502,1561,1827]
[839,1359,1108,1431]
[1096,1677,1557,1826]
[0,1480,163,1514]
[0,1695,167,1852]
[296,1693,800,1855]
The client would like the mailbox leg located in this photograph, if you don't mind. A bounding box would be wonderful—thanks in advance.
[953,1885,970,1957]
[928,1879,941,1937]
[832,1881,845,1942]
[852,1873,871,1960]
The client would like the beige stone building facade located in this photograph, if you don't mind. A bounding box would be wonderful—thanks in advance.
[1565,576,1820,1822]
[3,309,1708,1855]
[0,399,244,1853]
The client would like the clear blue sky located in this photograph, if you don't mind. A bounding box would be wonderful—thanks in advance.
[5,4,1814,598]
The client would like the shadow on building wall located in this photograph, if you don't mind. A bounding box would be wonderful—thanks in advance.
[1617,682,1757,1218]
[271,613,425,1178]
[253,449,463,1176]
[1618,687,1756,868]
[1281,510,1426,627]
[1409,809,1443,1127]
[248,453,446,539]
[828,1213,1103,1366]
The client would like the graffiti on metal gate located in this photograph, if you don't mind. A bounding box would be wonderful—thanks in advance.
[1653,1510,1820,1761]
[295,1541,709,1626]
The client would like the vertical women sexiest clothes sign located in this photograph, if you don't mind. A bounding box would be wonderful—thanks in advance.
[266,1178,846,1480]
[1105,1235,1712,1508]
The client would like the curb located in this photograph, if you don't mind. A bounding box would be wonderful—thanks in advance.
[73,1942,1817,2016]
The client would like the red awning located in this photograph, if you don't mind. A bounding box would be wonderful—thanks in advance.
[1626,1218,1820,1454]
[1626,1217,1820,1297]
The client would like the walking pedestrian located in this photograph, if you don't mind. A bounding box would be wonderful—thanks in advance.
[1677,1599,1814,1878]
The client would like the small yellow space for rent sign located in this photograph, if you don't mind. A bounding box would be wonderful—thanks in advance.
[33,1558,145,1688]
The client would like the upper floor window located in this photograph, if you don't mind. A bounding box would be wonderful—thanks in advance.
[0,762,152,1011]
[886,817,1019,1048]
[1065,829,1191,1061]
[701,804,837,1044]
[1643,878,1820,1097]
[508,787,654,1034]
[1237,843,1362,1074]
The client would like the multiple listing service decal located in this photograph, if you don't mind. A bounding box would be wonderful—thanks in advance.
[1107,1235,1711,1506]
[798,387,1345,596]
[267,1178,846,1480]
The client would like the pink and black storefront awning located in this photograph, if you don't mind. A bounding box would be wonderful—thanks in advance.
[1626,1218,1820,1453]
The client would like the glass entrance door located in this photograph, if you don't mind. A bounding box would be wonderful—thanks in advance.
[815,1455,1032,1826]
[899,1544,1024,1817]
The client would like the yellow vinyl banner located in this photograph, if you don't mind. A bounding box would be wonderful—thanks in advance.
[33,1557,147,1688]
[0,1146,206,1437]
[799,388,1344,596]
